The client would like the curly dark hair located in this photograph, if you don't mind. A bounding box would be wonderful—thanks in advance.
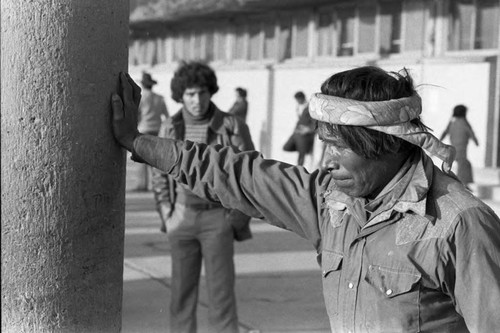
[170,61,219,103]
[317,66,429,160]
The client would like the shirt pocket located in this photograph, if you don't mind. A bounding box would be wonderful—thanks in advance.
[321,250,343,318]
[321,250,343,277]
[365,264,421,297]
[364,264,421,332]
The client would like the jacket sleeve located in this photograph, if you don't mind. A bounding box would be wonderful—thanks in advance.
[439,123,450,141]
[446,206,500,331]
[133,135,324,244]
[151,125,173,214]
[152,167,171,204]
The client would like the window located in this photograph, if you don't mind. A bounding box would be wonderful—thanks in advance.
[475,0,499,49]
[278,17,292,61]
[449,0,499,50]
[379,1,402,54]
[193,31,203,60]
[156,38,166,64]
[264,21,276,59]
[214,29,226,61]
[129,40,140,65]
[136,39,158,65]
[358,5,377,54]
[249,22,261,60]
[317,12,334,56]
[294,15,309,57]
[336,6,355,56]
[172,33,183,61]
[404,0,426,51]
[206,30,215,62]
[182,32,192,60]
[449,0,475,50]
[233,23,247,60]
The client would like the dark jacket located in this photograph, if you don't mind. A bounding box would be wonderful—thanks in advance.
[152,104,255,241]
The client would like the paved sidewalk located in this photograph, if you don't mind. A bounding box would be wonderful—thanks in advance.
[122,192,330,333]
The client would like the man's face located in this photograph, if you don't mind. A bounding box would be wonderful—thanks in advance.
[182,86,211,117]
[322,137,395,199]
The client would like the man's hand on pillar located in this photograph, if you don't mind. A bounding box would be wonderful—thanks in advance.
[111,72,142,152]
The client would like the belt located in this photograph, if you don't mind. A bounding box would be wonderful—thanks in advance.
[179,202,223,211]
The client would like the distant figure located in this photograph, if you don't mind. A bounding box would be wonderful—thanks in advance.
[228,87,248,123]
[132,72,169,191]
[440,104,479,189]
[294,91,308,118]
[138,72,169,135]
[283,91,315,166]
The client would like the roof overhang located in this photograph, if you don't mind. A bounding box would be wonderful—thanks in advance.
[129,0,335,36]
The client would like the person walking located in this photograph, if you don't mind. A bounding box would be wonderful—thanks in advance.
[440,104,479,189]
[132,72,169,191]
[150,62,254,333]
[283,91,315,166]
[111,66,500,332]
[228,87,248,123]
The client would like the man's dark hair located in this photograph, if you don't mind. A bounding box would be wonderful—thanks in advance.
[294,91,306,100]
[453,104,467,118]
[170,61,219,103]
[236,87,247,98]
[318,66,428,159]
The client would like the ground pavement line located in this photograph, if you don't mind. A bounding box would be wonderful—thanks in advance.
[125,221,286,235]
[124,250,319,282]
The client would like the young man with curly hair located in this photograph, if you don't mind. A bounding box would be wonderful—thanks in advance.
[150,61,254,333]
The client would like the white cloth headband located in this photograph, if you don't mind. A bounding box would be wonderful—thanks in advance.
[309,93,456,173]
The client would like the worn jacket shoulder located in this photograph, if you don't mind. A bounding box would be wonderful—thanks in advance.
[428,166,491,226]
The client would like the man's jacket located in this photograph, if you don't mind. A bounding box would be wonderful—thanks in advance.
[152,104,255,241]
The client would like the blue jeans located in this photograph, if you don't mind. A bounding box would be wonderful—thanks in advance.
[166,203,238,333]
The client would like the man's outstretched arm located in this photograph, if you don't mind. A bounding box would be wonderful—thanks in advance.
[110,72,323,245]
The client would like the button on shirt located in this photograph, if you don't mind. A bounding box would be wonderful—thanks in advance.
[134,137,500,333]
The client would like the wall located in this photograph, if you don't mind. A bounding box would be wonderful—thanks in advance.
[131,58,493,170]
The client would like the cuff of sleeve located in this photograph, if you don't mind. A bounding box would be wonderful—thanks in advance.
[131,134,179,173]
[130,133,146,163]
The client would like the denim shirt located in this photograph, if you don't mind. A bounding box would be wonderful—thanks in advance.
[134,137,500,333]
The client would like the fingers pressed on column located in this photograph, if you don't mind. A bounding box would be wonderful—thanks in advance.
[120,72,133,106]
[125,73,142,105]
[111,94,124,120]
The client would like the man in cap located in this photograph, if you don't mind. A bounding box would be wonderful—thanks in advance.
[111,66,500,332]
[132,72,169,191]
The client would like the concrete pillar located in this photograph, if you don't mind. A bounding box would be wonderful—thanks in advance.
[1,2,129,332]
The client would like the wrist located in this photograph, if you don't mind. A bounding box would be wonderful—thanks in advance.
[123,131,141,152]
[130,133,146,163]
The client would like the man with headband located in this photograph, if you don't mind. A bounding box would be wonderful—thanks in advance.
[111,66,500,332]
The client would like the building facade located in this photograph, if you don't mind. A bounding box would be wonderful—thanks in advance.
[129,0,500,169]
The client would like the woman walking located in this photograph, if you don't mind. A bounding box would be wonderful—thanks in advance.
[440,104,479,189]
